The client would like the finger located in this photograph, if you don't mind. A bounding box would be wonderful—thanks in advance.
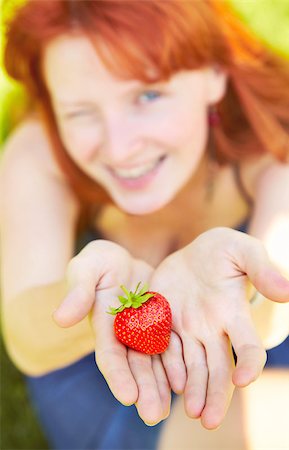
[238,235,289,303]
[161,331,187,394]
[54,258,154,327]
[94,317,139,406]
[151,355,171,419]
[53,283,95,327]
[128,350,164,425]
[183,336,208,419]
[227,315,267,387]
[96,344,139,406]
[201,335,235,430]
[53,241,133,327]
[53,249,105,327]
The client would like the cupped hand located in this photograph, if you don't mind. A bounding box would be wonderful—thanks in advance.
[150,227,289,429]
[53,240,171,425]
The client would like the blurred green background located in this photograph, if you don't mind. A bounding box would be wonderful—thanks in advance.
[1,1,289,449]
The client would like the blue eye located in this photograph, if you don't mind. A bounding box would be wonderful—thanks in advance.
[138,90,161,104]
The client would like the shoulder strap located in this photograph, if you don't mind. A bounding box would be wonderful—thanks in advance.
[232,163,254,208]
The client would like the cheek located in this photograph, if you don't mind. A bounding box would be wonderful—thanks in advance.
[57,123,101,162]
[153,104,208,152]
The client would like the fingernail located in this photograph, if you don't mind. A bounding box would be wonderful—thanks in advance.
[120,401,135,407]
[144,422,158,427]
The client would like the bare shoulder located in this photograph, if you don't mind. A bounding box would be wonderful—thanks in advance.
[0,118,79,301]
[1,117,64,180]
[254,156,289,189]
[0,116,78,220]
[239,153,288,201]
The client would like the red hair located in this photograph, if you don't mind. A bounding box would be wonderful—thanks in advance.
[3,0,289,214]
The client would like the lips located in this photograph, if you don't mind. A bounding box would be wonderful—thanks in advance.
[107,155,166,189]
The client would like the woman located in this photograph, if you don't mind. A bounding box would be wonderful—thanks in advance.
[1,1,289,449]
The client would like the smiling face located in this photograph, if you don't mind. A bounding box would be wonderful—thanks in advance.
[43,34,227,215]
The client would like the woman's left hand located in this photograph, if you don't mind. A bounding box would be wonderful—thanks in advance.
[150,227,289,429]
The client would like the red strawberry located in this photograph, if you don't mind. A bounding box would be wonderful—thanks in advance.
[108,283,172,355]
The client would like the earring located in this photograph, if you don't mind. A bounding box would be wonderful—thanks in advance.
[206,105,221,202]
[208,104,221,127]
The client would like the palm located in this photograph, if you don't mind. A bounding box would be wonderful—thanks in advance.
[91,256,171,425]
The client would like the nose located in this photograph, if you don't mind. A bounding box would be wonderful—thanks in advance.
[99,113,141,165]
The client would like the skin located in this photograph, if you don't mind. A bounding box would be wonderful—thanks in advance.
[55,231,289,428]
[1,33,289,437]
[43,34,227,215]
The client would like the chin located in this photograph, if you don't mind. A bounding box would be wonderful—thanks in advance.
[117,202,163,216]
[113,193,172,216]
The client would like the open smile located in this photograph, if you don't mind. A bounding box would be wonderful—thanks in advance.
[107,155,167,190]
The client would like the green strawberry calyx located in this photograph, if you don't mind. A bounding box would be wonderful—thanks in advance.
[108,282,154,315]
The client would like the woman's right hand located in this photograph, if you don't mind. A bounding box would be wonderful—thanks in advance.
[53,240,172,425]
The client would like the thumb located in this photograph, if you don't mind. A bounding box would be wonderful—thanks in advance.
[52,240,135,328]
[53,283,96,328]
[241,237,289,303]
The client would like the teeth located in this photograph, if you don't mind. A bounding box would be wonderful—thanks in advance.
[113,159,159,179]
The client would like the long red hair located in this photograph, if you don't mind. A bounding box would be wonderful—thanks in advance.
[3,0,289,213]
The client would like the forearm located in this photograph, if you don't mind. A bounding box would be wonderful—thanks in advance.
[1,280,95,376]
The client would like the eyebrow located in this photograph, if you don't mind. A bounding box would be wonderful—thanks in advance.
[55,80,163,108]
[56,100,96,108]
